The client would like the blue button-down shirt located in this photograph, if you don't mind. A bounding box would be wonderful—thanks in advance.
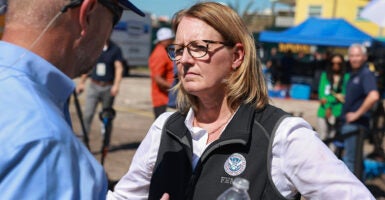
[0,41,108,199]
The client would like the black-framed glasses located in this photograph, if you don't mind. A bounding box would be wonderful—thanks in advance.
[166,40,233,61]
[98,0,123,26]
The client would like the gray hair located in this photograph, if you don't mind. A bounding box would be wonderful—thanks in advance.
[348,43,367,55]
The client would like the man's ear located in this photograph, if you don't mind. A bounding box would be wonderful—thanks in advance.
[232,43,245,70]
[78,0,97,36]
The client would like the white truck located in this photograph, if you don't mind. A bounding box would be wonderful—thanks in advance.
[111,11,152,75]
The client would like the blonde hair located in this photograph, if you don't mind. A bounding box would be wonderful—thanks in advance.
[172,2,268,114]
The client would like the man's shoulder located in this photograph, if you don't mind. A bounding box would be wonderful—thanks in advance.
[0,80,66,146]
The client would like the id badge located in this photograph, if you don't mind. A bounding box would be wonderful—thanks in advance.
[325,85,331,95]
[96,63,106,76]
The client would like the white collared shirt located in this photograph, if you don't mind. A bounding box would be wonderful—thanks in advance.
[108,108,375,200]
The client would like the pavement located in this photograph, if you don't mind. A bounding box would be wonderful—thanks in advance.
[69,69,385,198]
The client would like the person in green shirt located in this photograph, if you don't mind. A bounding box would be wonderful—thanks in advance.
[317,53,350,141]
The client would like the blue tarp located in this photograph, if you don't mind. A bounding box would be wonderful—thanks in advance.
[259,17,375,47]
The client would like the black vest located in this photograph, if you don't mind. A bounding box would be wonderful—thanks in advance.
[148,103,299,200]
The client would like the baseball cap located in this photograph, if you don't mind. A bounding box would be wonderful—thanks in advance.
[61,0,145,18]
[155,27,174,43]
[118,0,145,17]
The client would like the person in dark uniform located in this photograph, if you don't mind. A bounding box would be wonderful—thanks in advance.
[76,38,124,135]
[340,43,380,178]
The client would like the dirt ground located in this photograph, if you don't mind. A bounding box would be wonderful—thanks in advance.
[69,69,385,198]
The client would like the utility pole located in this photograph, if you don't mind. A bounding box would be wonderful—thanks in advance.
[332,0,337,18]
[271,0,277,27]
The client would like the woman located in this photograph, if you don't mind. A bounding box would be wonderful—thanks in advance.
[107,2,374,200]
[317,53,350,141]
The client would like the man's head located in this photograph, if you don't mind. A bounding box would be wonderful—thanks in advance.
[348,43,367,71]
[2,0,144,78]
[155,27,174,46]
[270,47,277,55]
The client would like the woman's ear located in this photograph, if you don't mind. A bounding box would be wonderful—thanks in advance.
[78,0,97,36]
[232,43,245,70]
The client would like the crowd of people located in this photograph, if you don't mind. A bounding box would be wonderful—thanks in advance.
[263,43,384,180]
[0,0,382,199]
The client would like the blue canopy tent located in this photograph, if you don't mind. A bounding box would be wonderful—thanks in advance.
[259,17,375,47]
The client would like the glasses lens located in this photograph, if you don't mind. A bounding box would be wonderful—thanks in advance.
[188,41,208,58]
[167,45,179,61]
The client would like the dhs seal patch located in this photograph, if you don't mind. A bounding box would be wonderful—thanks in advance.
[224,153,246,176]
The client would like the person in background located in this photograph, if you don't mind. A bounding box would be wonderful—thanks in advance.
[76,38,124,135]
[149,27,175,119]
[310,51,329,99]
[317,53,349,141]
[265,47,281,86]
[167,62,178,111]
[341,43,380,178]
[279,50,294,86]
[0,0,144,199]
[107,2,374,200]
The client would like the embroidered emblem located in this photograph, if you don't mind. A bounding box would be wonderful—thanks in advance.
[353,76,360,84]
[224,153,246,176]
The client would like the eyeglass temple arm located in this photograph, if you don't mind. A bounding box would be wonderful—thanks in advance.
[61,0,83,13]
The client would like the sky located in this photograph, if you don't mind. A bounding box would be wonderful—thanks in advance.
[129,0,272,20]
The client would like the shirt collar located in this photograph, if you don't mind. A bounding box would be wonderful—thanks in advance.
[351,63,368,76]
[185,108,211,140]
[0,41,75,103]
[184,106,241,140]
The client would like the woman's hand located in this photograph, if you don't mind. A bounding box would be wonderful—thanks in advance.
[160,193,170,200]
[325,108,332,119]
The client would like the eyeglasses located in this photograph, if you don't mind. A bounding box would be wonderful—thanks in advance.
[98,0,123,26]
[166,40,233,61]
[332,61,342,65]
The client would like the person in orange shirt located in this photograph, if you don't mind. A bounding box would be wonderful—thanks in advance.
[149,27,175,119]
